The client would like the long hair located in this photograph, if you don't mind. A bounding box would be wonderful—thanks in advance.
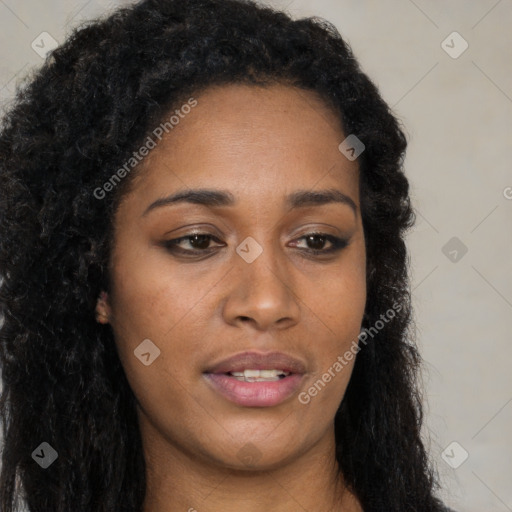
[0,0,445,510]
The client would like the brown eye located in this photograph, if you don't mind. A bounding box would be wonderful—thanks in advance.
[162,233,225,255]
[186,234,213,250]
[305,234,327,250]
[293,233,349,254]
[162,232,349,259]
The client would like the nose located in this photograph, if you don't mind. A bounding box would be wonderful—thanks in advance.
[222,239,301,332]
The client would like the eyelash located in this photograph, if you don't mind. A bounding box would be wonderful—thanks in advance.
[161,232,349,258]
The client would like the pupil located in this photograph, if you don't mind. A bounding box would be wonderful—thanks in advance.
[308,235,325,250]
[190,234,210,249]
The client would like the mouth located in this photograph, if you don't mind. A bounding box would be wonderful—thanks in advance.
[203,351,306,407]
[225,369,291,382]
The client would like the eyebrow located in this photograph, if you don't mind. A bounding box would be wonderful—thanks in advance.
[142,188,357,217]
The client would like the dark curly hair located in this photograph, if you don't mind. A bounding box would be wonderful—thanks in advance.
[0,0,448,510]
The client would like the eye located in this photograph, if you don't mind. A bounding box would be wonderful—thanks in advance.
[160,231,349,258]
[292,233,349,255]
[161,233,224,256]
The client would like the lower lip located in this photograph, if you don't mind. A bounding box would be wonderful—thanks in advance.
[203,373,304,407]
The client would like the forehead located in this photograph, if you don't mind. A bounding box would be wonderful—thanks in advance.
[123,83,359,208]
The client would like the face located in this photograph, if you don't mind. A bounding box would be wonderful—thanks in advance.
[97,83,367,471]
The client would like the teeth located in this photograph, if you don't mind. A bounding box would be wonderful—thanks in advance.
[259,370,283,378]
[228,369,290,382]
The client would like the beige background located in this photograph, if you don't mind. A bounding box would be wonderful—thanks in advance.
[1,1,511,511]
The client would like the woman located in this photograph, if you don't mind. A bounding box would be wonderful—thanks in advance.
[0,0,456,510]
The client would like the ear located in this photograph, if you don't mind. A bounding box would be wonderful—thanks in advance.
[95,290,112,324]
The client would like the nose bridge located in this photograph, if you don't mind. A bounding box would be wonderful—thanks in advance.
[225,233,300,329]
[243,235,286,289]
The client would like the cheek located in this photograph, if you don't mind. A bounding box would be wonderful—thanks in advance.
[106,263,203,425]
[312,241,366,340]
[300,242,366,402]
[320,274,366,333]
[108,245,214,344]
[106,248,221,400]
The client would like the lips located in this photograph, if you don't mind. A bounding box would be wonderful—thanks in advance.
[204,351,307,375]
[203,351,306,407]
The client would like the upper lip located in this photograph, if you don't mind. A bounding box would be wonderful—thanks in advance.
[204,351,307,375]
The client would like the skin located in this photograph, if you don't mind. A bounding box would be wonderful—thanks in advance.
[96,83,366,511]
